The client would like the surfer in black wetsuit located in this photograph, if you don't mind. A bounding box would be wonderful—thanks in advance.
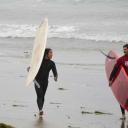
[109,44,128,120]
[27,48,58,116]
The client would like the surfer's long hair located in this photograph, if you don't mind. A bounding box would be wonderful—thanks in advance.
[43,48,52,58]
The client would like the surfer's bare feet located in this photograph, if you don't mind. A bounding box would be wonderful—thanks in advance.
[120,117,126,120]
[39,110,43,115]
[120,115,126,120]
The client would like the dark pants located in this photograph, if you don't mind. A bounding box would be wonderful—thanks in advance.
[35,81,48,110]
[120,105,125,114]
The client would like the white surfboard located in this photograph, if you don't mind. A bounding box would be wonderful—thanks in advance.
[26,18,48,87]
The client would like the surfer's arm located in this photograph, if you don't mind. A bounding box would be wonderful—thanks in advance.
[109,66,119,87]
[51,62,58,80]
[109,66,118,81]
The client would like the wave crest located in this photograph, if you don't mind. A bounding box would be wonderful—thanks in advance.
[0,23,127,43]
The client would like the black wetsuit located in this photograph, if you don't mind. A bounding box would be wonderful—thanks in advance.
[35,58,58,110]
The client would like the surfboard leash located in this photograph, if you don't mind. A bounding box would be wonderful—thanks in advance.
[99,50,115,59]
[33,79,40,88]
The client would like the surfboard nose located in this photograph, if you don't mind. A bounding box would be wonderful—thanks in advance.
[39,18,48,28]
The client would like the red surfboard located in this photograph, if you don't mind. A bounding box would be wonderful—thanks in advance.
[105,50,128,110]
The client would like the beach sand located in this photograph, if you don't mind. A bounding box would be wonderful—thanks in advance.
[0,40,127,128]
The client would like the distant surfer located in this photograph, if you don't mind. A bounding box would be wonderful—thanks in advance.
[27,48,58,116]
[109,44,128,120]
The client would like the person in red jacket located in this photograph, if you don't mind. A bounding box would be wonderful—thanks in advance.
[109,44,128,120]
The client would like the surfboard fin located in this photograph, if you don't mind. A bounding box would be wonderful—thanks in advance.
[99,50,115,59]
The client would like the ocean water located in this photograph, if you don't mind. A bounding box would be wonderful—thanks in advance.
[0,0,128,73]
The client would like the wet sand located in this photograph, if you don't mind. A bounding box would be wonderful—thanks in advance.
[0,62,128,128]
[0,38,127,128]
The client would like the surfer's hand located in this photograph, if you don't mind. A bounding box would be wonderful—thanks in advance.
[109,81,112,87]
[27,67,30,72]
[54,77,57,81]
